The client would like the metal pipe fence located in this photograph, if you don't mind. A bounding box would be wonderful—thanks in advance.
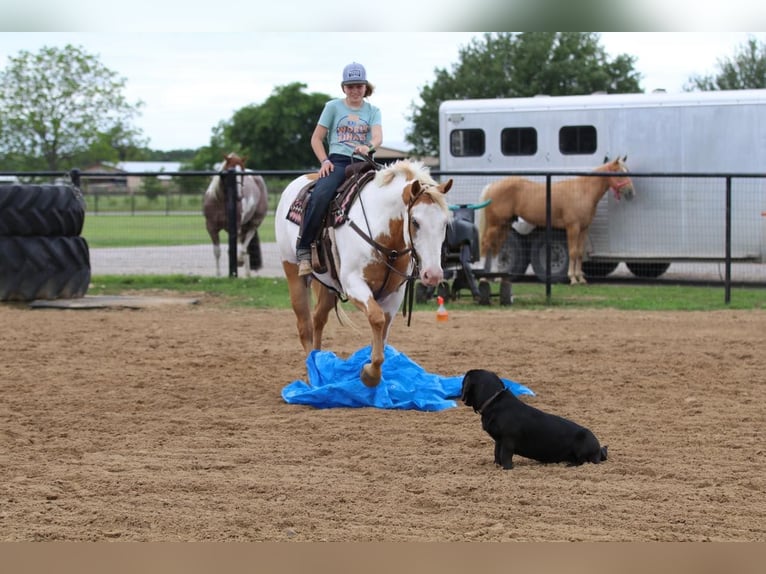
[2,167,765,304]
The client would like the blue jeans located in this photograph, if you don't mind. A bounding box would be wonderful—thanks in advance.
[297,154,352,251]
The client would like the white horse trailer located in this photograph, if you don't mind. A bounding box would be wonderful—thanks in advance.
[438,90,766,279]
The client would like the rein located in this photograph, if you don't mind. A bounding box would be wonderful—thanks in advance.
[346,162,424,325]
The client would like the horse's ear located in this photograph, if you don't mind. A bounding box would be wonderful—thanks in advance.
[440,179,453,194]
[603,155,610,163]
[622,154,628,162]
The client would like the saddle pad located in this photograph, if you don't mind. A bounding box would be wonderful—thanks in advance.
[281,345,534,411]
[286,169,377,228]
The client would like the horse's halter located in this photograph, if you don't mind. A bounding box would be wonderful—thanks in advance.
[221,156,247,201]
[350,185,422,297]
[609,164,632,200]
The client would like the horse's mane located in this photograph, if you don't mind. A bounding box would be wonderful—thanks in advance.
[204,174,221,200]
[204,156,240,201]
[376,159,448,212]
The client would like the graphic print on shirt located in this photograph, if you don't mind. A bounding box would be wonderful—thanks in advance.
[336,113,369,148]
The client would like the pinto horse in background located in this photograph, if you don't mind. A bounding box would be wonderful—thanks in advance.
[203,153,269,277]
[275,159,452,387]
[477,156,634,285]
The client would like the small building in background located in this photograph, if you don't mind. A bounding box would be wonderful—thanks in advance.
[80,161,182,194]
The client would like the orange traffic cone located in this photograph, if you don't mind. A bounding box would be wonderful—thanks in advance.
[436,296,449,322]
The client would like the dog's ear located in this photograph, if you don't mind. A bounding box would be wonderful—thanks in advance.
[460,370,477,403]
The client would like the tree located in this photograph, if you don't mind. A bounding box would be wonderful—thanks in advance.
[407,32,642,156]
[685,36,766,91]
[226,82,330,171]
[0,44,145,172]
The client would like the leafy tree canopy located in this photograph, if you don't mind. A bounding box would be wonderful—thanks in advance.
[0,44,145,171]
[190,82,331,172]
[406,32,642,157]
[685,35,766,91]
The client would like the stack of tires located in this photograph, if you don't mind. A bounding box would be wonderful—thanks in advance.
[0,183,91,301]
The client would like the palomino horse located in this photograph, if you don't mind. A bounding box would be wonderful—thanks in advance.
[203,152,269,277]
[275,159,453,387]
[478,156,634,285]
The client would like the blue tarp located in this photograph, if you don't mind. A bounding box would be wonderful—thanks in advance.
[281,345,534,411]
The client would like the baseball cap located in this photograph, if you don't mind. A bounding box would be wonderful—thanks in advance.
[342,62,367,85]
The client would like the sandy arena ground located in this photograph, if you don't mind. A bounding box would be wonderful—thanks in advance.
[1,299,764,541]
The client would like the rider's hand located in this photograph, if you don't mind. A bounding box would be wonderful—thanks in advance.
[319,158,333,176]
[354,144,373,156]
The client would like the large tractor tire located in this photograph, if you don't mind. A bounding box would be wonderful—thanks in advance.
[0,184,86,237]
[0,236,91,301]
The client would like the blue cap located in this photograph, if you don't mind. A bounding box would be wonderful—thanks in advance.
[342,62,367,85]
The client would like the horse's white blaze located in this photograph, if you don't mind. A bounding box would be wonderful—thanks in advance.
[410,202,448,287]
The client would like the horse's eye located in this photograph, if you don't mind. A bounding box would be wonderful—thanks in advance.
[411,219,420,231]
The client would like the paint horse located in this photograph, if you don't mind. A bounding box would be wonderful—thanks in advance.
[478,156,634,285]
[203,153,269,277]
[275,159,453,387]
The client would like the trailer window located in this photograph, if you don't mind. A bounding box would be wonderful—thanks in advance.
[501,127,537,156]
[559,125,597,155]
[450,129,485,157]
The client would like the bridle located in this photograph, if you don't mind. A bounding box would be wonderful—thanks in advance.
[609,162,632,200]
[610,176,632,200]
[347,166,436,325]
[220,158,246,203]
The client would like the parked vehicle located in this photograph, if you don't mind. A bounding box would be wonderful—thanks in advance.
[438,89,766,280]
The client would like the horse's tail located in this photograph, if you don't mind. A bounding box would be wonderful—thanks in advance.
[477,182,493,257]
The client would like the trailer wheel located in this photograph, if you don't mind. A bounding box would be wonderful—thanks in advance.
[529,229,569,283]
[496,230,530,279]
[0,236,91,301]
[0,184,86,237]
[477,280,491,306]
[582,261,619,278]
[626,262,670,278]
[499,279,513,306]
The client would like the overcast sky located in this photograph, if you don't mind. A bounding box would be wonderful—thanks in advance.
[0,32,761,151]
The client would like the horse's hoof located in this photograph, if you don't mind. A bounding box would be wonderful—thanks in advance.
[361,365,380,388]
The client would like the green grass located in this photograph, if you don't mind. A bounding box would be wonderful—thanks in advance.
[86,275,766,311]
[82,214,277,247]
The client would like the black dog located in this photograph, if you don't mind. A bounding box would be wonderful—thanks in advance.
[460,369,608,469]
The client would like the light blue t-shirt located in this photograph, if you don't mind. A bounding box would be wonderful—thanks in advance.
[318,98,382,157]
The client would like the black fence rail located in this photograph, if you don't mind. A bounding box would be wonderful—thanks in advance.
[2,167,765,305]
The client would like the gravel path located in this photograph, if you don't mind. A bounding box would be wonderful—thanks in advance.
[89,243,284,278]
[88,243,766,285]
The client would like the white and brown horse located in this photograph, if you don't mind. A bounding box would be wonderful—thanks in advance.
[478,156,634,285]
[203,152,269,277]
[275,159,452,387]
